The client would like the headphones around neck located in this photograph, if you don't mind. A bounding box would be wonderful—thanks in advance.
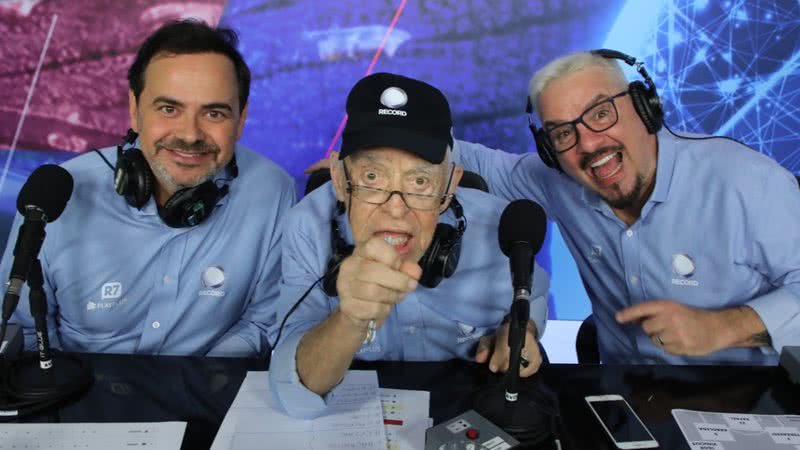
[528,49,664,171]
[322,197,466,296]
[113,129,238,228]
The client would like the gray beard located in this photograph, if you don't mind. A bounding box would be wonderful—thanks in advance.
[602,173,645,210]
[150,158,217,195]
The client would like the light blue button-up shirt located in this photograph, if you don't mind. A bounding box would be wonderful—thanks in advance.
[269,183,549,418]
[456,130,800,365]
[0,145,296,357]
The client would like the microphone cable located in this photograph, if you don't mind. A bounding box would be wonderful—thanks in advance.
[270,260,342,349]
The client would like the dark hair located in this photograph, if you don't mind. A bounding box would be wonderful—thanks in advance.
[127,19,250,113]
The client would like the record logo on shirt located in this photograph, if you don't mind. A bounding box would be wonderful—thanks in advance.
[199,266,226,297]
[671,253,700,287]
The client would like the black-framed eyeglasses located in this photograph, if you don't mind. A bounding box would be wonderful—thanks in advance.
[343,162,455,211]
[543,90,629,154]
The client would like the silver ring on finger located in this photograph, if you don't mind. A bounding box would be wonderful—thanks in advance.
[362,319,377,345]
[656,335,664,346]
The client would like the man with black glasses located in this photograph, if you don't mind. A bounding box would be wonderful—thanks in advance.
[269,73,549,418]
[456,50,800,365]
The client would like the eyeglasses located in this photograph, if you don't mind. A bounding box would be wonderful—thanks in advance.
[343,162,455,211]
[543,90,629,153]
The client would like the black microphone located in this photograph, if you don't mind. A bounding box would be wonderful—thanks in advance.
[497,200,547,401]
[1,165,73,324]
[498,199,547,302]
[473,199,553,448]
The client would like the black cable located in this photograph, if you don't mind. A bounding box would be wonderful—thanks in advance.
[93,148,115,171]
[271,260,342,349]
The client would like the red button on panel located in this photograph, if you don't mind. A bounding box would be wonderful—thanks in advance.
[466,428,480,440]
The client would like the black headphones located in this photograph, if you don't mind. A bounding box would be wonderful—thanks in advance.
[113,129,238,228]
[528,49,664,171]
[322,197,466,296]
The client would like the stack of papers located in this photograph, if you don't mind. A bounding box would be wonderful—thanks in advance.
[210,371,433,450]
[381,388,432,450]
[672,409,800,450]
[0,422,186,449]
[211,370,387,450]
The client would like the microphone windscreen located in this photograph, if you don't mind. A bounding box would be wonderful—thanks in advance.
[498,199,547,256]
[17,164,74,222]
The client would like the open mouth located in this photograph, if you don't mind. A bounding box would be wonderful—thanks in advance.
[588,152,623,184]
[378,231,413,255]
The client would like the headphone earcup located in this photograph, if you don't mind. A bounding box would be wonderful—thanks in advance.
[159,181,220,228]
[533,125,561,171]
[628,80,663,134]
[115,148,153,208]
[418,223,461,288]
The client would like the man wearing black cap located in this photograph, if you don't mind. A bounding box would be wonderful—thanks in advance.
[268,73,549,419]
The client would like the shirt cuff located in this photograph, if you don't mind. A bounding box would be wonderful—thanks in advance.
[206,333,256,358]
[268,326,337,419]
[746,286,800,354]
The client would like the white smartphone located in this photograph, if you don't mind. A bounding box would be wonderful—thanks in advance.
[584,394,659,449]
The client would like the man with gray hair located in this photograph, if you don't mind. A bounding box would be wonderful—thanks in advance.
[456,49,800,365]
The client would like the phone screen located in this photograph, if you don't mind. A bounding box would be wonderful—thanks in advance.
[590,399,654,443]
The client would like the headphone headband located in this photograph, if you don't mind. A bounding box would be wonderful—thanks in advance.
[590,48,659,97]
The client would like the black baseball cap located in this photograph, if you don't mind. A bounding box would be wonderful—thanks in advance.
[340,72,453,164]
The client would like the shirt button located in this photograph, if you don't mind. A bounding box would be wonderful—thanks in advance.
[407,326,416,334]
[163,276,171,284]
[626,229,634,237]
[152,321,160,329]
[630,275,639,284]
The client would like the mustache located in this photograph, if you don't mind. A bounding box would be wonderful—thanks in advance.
[156,138,219,154]
[580,145,624,170]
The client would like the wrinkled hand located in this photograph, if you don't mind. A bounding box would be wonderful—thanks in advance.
[475,320,541,377]
[336,236,421,331]
[616,299,732,356]
[304,152,339,174]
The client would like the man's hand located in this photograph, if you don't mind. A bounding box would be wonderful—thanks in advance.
[615,300,768,356]
[336,236,422,332]
[304,152,339,174]
[475,320,541,377]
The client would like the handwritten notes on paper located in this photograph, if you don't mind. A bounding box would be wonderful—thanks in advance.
[211,370,387,450]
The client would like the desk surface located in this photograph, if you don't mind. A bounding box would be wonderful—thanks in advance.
[4,353,799,450]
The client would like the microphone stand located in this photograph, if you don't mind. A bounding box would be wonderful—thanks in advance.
[0,259,93,420]
[473,288,557,448]
[504,292,529,402]
[27,259,53,370]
